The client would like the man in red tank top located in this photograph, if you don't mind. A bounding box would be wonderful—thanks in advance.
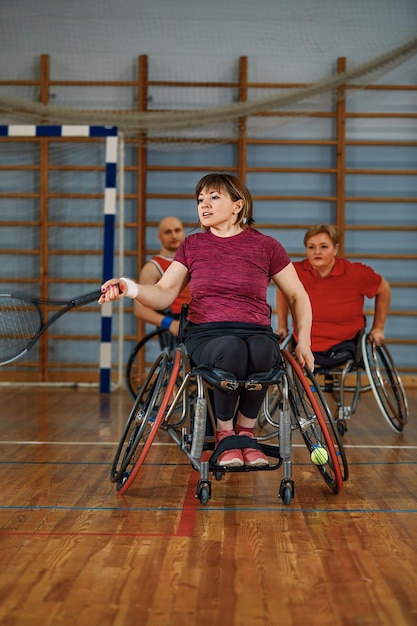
[134,216,191,336]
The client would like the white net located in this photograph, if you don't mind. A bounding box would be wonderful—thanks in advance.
[0,138,113,289]
[0,0,416,149]
[0,132,121,385]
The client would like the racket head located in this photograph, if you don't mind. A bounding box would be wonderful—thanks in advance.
[0,293,43,365]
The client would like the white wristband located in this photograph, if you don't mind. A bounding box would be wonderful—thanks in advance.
[120,277,139,299]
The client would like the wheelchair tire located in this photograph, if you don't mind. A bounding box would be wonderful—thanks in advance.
[126,328,177,400]
[111,350,182,495]
[281,485,293,505]
[303,365,349,482]
[281,350,344,494]
[361,333,409,432]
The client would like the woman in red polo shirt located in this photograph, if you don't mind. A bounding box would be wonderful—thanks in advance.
[276,224,391,362]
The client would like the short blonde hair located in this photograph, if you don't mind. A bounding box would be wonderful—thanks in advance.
[303,224,340,247]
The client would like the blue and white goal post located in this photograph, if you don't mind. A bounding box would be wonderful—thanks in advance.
[0,124,118,393]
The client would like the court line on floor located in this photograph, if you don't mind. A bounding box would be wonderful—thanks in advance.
[0,506,416,514]
[0,440,416,449]
[1,460,415,468]
[0,504,417,512]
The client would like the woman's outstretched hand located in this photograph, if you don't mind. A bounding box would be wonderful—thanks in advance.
[99,278,128,304]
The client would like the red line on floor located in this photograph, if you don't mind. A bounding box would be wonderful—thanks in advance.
[176,468,200,537]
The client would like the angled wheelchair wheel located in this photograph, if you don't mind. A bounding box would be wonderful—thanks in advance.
[267,385,281,424]
[303,365,349,482]
[126,328,177,399]
[281,350,343,494]
[112,350,182,495]
[160,345,193,429]
[361,334,409,432]
[111,351,168,490]
[256,385,280,430]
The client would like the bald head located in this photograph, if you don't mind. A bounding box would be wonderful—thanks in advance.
[158,216,185,256]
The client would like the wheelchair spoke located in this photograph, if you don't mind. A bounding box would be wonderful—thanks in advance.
[126,328,178,400]
[110,352,169,489]
[281,350,344,494]
[303,366,349,481]
[362,334,408,432]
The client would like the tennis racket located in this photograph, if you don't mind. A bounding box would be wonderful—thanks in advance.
[0,289,102,366]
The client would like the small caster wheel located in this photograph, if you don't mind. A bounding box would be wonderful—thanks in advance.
[196,479,211,505]
[279,479,294,505]
[199,486,210,505]
[337,421,346,436]
[214,471,223,481]
[282,485,292,505]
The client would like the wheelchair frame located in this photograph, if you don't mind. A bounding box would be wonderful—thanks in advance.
[301,332,409,435]
[112,344,347,506]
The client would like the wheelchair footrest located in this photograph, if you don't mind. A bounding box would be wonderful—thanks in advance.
[209,434,258,464]
[208,435,282,473]
[208,459,282,475]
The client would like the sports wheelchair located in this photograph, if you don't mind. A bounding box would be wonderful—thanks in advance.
[112,343,348,506]
[283,330,409,436]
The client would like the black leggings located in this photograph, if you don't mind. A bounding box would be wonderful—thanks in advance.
[197,334,281,422]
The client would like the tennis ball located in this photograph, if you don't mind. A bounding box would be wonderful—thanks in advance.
[310,446,328,465]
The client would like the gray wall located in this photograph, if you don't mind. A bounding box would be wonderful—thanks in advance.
[0,0,416,373]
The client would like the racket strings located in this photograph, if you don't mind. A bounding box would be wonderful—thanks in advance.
[0,296,42,362]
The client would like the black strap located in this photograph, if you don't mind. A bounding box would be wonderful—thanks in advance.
[210,434,260,464]
[192,364,283,391]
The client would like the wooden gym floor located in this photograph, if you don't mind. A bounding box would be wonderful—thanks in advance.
[0,384,416,626]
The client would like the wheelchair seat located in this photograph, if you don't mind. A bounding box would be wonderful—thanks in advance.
[313,331,363,370]
[191,364,284,391]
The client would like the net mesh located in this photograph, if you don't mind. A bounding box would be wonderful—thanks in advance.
[0,0,416,149]
[0,139,111,293]
[0,135,118,382]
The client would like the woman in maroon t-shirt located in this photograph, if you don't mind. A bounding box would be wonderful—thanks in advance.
[100,174,313,468]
